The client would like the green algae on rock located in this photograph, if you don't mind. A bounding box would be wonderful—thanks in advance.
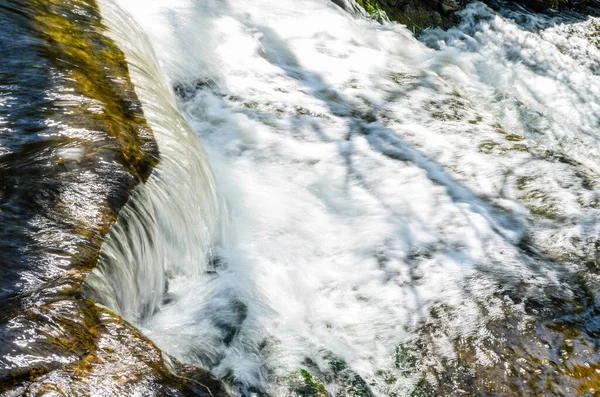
[287,369,329,397]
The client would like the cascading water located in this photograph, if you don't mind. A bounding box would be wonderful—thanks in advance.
[84,0,225,324]
[87,0,600,395]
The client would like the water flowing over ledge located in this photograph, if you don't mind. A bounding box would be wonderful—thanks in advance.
[0,0,226,394]
[85,0,225,327]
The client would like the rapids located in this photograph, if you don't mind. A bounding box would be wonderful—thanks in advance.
[87,0,600,395]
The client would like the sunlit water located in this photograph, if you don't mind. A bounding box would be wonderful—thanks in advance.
[90,0,600,395]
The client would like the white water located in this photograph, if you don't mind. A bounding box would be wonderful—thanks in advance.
[92,0,600,395]
[85,2,224,324]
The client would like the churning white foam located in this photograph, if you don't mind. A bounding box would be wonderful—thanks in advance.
[94,0,600,395]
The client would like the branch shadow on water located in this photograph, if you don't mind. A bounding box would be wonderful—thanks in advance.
[242,14,600,393]
[162,1,600,394]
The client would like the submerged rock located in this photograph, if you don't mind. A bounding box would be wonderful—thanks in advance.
[406,287,600,396]
[285,369,329,397]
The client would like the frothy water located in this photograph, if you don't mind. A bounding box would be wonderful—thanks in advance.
[90,0,600,395]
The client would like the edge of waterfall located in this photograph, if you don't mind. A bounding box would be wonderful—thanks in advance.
[84,0,227,325]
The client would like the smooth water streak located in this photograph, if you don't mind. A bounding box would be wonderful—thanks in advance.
[86,0,225,324]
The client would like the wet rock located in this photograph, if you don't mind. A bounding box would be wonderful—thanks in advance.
[441,0,462,13]
[0,0,227,395]
[339,0,599,33]
[288,369,329,397]
[406,286,600,396]
[10,291,227,396]
[521,0,549,11]
[302,353,375,397]
[349,0,462,32]
[331,0,370,17]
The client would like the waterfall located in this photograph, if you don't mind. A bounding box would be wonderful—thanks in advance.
[87,0,600,395]
[84,0,225,324]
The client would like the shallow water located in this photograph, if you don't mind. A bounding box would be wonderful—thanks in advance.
[91,0,600,395]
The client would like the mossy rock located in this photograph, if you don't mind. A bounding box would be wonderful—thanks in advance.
[18,293,227,396]
[314,353,376,397]
[287,369,330,397]
[395,342,419,376]
[354,0,460,33]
